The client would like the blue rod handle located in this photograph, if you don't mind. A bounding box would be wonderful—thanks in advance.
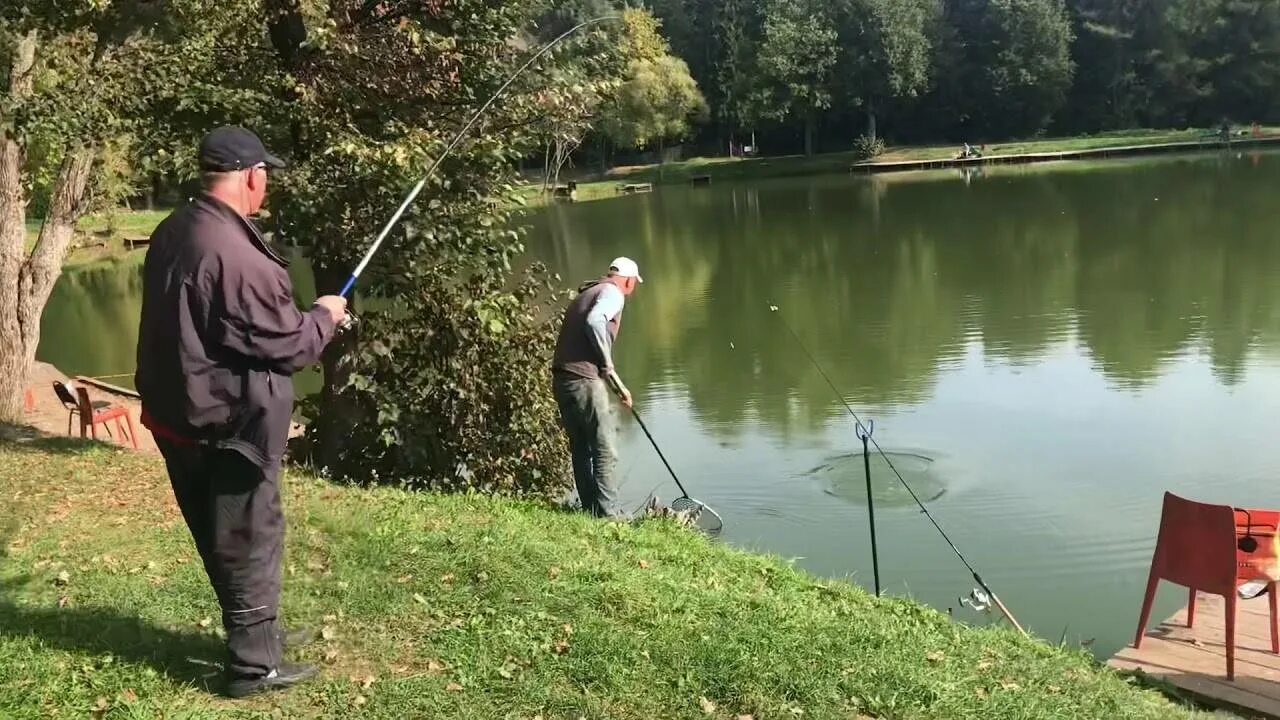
[339,274,357,298]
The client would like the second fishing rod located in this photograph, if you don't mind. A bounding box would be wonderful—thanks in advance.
[769,304,1028,637]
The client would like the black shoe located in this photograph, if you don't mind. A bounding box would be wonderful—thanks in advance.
[279,626,319,649]
[225,662,319,699]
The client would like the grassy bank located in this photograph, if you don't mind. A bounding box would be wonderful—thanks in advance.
[24,210,167,267]
[0,429,1216,719]
[522,126,1280,206]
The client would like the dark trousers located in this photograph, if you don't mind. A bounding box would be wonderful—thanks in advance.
[552,373,622,518]
[157,440,284,679]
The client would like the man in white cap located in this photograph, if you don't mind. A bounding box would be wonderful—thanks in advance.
[551,257,643,518]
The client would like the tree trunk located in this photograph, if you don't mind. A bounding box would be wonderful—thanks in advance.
[866,108,878,142]
[804,113,816,156]
[0,30,38,422]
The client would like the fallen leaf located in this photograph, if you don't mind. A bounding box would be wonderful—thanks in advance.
[54,571,71,587]
[498,666,514,680]
[427,659,446,673]
[476,571,489,582]
[553,639,571,655]
[322,626,338,641]
[353,694,367,707]
[549,566,561,579]
[441,574,455,583]
[94,696,109,711]
[976,660,993,671]
[197,617,212,629]
[446,682,463,692]
[926,650,945,663]
[998,680,1020,691]
[789,708,804,717]
[736,716,755,720]
[561,624,574,635]
[699,697,717,714]
[413,593,428,605]
[121,689,137,702]
[396,575,413,583]
[638,560,650,569]
[976,688,988,699]
[1048,685,1062,694]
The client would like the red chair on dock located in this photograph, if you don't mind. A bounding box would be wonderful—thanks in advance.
[1133,492,1280,680]
[52,381,138,449]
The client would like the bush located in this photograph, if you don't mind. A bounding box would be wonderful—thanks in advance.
[853,134,886,160]
[298,262,572,496]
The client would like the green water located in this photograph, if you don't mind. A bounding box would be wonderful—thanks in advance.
[39,150,1280,655]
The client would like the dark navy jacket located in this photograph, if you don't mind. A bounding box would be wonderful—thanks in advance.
[135,194,335,469]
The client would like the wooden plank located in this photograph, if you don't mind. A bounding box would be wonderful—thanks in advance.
[1111,591,1280,718]
[1111,656,1280,719]
[75,376,140,399]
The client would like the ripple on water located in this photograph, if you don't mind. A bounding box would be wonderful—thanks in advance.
[808,451,948,508]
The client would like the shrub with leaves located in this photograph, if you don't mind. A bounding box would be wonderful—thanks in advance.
[853,133,886,160]
[268,1,642,493]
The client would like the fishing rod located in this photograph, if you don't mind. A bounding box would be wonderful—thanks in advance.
[769,304,1028,637]
[337,15,621,299]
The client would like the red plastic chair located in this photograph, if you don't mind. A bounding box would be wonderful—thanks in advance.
[69,385,138,449]
[1133,492,1280,680]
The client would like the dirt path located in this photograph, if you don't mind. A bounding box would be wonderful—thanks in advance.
[22,362,159,452]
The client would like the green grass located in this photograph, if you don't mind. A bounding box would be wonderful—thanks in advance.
[522,127,1280,205]
[0,430,1219,719]
[24,209,167,266]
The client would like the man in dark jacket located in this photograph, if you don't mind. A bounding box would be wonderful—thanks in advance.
[551,257,642,518]
[135,126,347,698]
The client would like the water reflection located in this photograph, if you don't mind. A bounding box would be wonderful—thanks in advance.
[528,152,1280,437]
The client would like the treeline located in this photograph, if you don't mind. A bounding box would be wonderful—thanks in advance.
[634,0,1280,153]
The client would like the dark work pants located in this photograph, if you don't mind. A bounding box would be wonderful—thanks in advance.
[156,440,284,679]
[552,373,622,518]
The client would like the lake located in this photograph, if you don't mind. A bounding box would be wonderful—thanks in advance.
[39,150,1280,656]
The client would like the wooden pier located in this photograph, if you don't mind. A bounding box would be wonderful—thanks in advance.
[1110,592,1280,718]
[851,135,1280,175]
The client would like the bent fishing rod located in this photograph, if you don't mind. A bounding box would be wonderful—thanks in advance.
[338,15,620,299]
[769,304,1028,637]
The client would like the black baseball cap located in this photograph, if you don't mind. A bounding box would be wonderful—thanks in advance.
[198,126,286,171]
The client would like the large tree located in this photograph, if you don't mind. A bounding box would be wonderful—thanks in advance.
[834,0,938,142]
[933,0,1075,139]
[752,0,839,155]
[0,1,260,422]
[600,11,709,154]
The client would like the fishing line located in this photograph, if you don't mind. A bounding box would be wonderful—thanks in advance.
[769,304,1028,636]
[338,15,621,299]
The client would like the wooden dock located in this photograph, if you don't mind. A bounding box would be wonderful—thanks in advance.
[1110,592,1280,718]
[851,135,1280,174]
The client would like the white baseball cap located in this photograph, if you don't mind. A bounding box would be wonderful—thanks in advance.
[609,257,643,283]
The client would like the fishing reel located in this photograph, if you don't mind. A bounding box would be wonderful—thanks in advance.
[334,308,362,337]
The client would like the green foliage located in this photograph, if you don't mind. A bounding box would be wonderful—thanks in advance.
[271,0,636,491]
[602,55,709,150]
[301,266,571,495]
[750,0,837,152]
